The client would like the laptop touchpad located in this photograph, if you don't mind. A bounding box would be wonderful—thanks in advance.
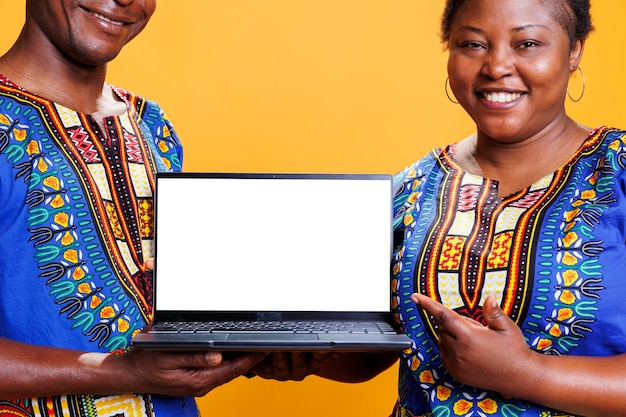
[226,334,319,341]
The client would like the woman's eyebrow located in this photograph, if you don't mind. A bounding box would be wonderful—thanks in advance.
[455,23,552,34]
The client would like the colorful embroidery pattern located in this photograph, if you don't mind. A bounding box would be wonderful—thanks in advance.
[391,127,624,417]
[0,76,185,417]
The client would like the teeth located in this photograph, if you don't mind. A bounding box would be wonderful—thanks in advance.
[483,92,522,103]
[91,12,124,26]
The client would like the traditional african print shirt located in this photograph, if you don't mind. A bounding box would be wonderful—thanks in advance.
[391,126,626,417]
[0,75,195,417]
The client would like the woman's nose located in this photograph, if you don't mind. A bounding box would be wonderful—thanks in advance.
[480,46,515,79]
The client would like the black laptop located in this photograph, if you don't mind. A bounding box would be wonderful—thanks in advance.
[131,172,411,351]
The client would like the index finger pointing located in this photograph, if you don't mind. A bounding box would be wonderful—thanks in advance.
[410,293,449,327]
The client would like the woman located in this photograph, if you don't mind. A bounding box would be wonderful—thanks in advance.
[256,0,626,416]
[387,0,626,415]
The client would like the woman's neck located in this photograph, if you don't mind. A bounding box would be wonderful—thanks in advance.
[454,119,592,197]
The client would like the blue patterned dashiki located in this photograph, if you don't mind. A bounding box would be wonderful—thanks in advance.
[0,74,197,417]
[391,126,626,417]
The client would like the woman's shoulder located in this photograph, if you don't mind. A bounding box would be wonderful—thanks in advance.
[391,147,449,209]
[589,125,626,140]
[393,147,448,182]
[584,126,626,177]
[588,125,626,151]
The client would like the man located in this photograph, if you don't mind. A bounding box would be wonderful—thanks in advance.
[0,1,262,416]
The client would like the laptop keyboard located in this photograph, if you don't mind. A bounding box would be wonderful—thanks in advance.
[152,320,397,335]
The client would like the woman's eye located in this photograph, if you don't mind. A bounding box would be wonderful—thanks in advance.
[518,41,539,49]
[462,42,484,49]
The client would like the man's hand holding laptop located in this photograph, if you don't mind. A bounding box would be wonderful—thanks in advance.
[121,258,266,396]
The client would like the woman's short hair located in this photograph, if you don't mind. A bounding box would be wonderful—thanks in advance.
[440,0,594,49]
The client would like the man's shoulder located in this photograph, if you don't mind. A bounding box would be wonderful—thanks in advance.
[109,85,164,113]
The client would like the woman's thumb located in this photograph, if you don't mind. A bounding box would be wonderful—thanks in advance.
[483,294,508,331]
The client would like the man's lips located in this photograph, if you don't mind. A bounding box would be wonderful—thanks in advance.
[89,11,125,26]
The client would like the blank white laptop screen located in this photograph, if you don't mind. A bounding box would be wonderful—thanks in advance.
[154,174,392,313]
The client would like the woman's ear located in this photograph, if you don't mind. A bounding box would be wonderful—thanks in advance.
[569,39,585,72]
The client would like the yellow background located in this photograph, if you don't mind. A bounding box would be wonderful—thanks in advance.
[2,1,626,416]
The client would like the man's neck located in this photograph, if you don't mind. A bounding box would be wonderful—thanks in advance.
[0,36,109,114]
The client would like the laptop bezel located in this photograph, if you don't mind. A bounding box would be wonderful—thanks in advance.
[151,172,395,325]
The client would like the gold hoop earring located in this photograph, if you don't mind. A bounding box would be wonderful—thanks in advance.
[445,77,459,104]
[567,66,586,102]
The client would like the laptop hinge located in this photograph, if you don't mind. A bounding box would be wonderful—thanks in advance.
[256,312,283,321]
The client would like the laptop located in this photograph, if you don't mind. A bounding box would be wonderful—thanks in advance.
[132,172,411,351]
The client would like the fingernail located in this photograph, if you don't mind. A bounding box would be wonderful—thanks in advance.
[205,352,221,365]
